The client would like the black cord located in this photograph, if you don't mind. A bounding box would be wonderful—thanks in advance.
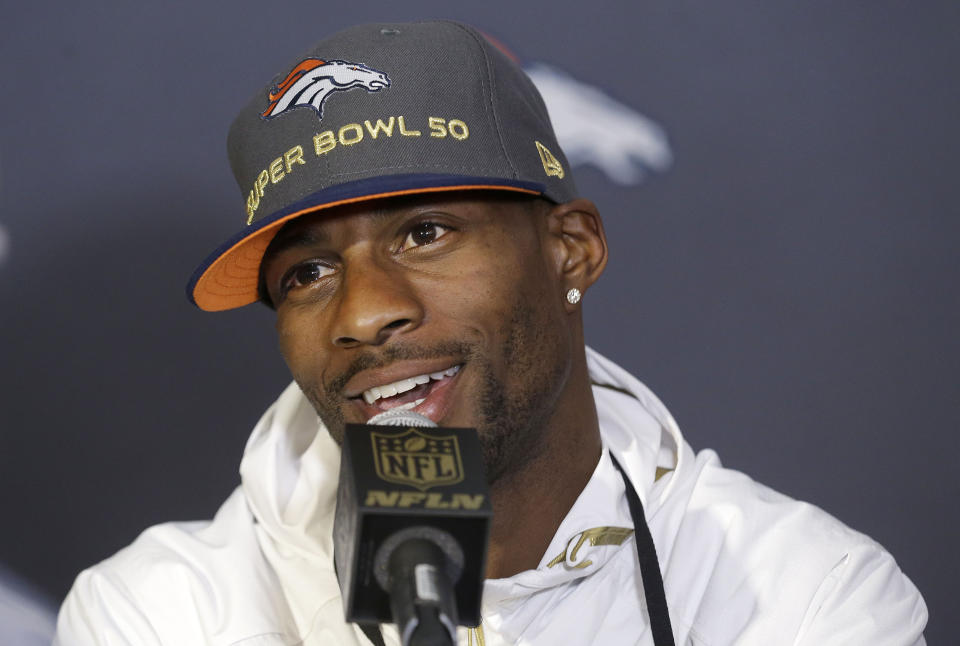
[359,622,387,646]
[610,453,676,646]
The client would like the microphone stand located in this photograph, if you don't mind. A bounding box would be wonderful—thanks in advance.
[375,526,463,646]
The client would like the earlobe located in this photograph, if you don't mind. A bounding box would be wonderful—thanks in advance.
[545,199,609,304]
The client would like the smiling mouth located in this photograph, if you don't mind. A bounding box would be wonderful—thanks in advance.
[356,364,462,416]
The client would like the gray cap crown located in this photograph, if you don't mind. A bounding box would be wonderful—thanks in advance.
[189,20,575,311]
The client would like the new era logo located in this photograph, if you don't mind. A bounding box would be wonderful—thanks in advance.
[535,140,564,179]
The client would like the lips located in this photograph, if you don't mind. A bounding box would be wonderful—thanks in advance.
[346,363,463,423]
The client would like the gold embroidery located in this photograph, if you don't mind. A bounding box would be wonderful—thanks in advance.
[535,140,564,178]
[268,157,285,184]
[245,170,271,224]
[467,623,485,646]
[244,116,469,222]
[245,146,305,224]
[255,170,269,197]
[283,145,305,173]
[448,119,469,140]
[398,116,421,136]
[428,116,448,138]
[314,130,336,156]
[245,189,260,223]
[364,117,396,138]
[546,526,634,568]
[655,466,673,481]
[338,123,364,145]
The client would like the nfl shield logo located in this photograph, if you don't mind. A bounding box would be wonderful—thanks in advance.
[372,428,464,491]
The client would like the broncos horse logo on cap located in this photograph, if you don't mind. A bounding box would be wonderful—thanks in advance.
[261,59,390,121]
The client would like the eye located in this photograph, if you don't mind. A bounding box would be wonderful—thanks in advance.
[400,221,450,251]
[279,260,334,296]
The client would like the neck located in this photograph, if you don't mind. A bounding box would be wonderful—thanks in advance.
[483,349,602,580]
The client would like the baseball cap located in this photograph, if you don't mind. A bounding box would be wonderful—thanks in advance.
[187,20,576,311]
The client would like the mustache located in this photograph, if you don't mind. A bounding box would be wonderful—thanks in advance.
[327,340,475,395]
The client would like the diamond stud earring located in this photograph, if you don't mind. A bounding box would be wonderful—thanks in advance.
[566,288,582,305]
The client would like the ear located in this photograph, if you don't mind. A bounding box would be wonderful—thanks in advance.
[544,199,608,310]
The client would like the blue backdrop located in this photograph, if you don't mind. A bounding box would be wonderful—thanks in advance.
[1,2,955,642]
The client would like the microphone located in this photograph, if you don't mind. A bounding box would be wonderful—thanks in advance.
[334,409,492,646]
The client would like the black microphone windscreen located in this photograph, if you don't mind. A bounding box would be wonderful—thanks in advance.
[333,415,491,627]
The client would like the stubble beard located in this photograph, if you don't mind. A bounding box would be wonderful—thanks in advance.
[472,302,569,485]
[301,303,570,487]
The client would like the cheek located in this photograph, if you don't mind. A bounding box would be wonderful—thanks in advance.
[275,311,324,383]
[419,260,517,331]
[420,242,559,345]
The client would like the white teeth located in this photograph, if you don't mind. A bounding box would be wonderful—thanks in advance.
[396,398,427,411]
[429,365,461,380]
[361,365,461,404]
[380,383,398,398]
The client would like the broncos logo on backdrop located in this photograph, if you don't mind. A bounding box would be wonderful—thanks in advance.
[261,59,390,121]
[525,62,672,186]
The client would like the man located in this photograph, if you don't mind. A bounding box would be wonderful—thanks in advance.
[56,20,927,645]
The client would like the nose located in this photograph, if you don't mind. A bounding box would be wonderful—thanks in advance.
[329,255,423,348]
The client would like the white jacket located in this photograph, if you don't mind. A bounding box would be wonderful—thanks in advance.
[56,348,927,645]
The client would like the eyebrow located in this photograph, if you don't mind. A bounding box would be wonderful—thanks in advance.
[267,226,329,255]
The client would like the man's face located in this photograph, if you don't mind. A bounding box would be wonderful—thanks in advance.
[260,193,575,483]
